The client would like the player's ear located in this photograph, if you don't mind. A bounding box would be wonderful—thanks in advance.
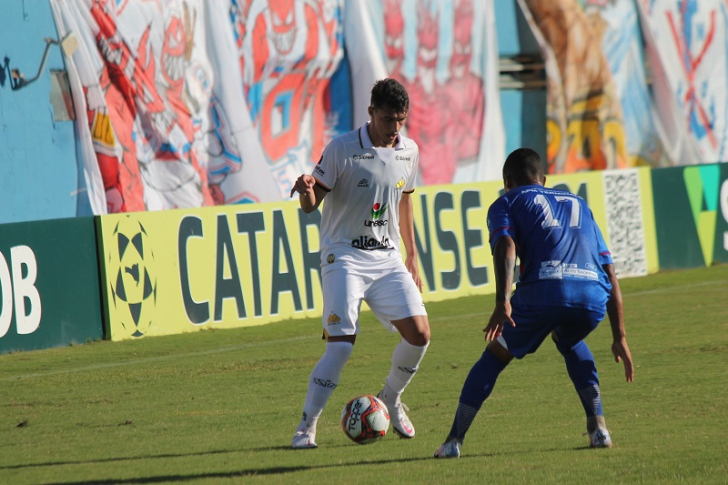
[368,106,374,118]
[541,175,547,186]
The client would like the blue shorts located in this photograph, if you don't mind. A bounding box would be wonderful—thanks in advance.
[497,299,606,359]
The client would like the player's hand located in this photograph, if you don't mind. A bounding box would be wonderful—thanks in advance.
[611,337,634,382]
[405,255,423,293]
[483,300,515,342]
[289,174,316,198]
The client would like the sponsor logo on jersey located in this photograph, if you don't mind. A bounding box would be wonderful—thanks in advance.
[395,155,411,161]
[371,202,388,219]
[357,178,370,188]
[364,219,388,227]
[396,178,406,189]
[327,312,341,325]
[365,202,389,226]
[352,153,375,160]
[539,260,563,280]
[351,235,393,250]
[314,164,325,176]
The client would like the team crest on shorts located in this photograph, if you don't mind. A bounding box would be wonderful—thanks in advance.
[327,254,335,263]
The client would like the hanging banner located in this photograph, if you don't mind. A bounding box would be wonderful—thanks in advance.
[586,0,669,167]
[229,0,350,200]
[349,0,506,185]
[518,0,631,173]
[637,0,728,165]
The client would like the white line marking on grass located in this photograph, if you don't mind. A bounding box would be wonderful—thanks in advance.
[0,335,314,382]
[2,280,724,381]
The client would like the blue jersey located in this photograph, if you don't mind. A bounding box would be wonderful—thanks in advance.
[487,184,613,312]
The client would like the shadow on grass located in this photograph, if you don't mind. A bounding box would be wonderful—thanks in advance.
[20,446,594,484]
[47,449,610,485]
[0,449,235,470]
[42,455,439,484]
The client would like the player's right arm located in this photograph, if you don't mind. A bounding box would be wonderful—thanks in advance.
[604,262,634,382]
[483,236,518,343]
[290,175,328,213]
[483,197,517,342]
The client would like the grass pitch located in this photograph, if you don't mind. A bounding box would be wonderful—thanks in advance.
[1,265,727,484]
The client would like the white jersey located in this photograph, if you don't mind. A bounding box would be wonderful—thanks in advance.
[312,122,419,272]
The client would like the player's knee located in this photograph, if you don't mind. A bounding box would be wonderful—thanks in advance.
[551,331,570,355]
[487,339,514,365]
[415,318,431,345]
[392,316,430,346]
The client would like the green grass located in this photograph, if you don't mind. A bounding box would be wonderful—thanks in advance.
[1,265,727,484]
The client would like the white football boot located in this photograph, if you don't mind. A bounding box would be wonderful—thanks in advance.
[433,439,461,458]
[378,391,415,438]
[291,430,318,449]
[588,428,613,448]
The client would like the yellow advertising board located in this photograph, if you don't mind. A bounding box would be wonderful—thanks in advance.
[97,202,325,340]
[97,168,658,341]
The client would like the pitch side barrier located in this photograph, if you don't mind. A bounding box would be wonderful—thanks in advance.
[2,164,726,350]
[95,167,666,341]
[651,163,728,269]
[0,217,104,353]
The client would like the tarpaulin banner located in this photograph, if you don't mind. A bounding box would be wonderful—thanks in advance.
[50,0,349,212]
[348,0,506,186]
[637,0,728,165]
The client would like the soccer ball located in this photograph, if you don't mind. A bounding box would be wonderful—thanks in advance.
[341,394,390,444]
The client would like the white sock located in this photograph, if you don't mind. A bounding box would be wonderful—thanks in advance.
[380,339,429,402]
[297,341,353,433]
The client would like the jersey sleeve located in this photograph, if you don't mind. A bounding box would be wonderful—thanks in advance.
[487,196,514,253]
[403,150,418,193]
[312,138,340,189]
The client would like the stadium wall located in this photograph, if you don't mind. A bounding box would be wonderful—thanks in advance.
[2,163,725,352]
[0,1,93,225]
[0,217,104,353]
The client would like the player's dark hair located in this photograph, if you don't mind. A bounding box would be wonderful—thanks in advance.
[370,78,409,113]
[503,148,545,186]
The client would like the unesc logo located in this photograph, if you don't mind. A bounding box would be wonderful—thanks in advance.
[370,202,388,220]
[0,246,41,338]
[107,217,158,338]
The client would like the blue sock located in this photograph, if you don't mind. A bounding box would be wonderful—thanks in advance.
[448,349,507,441]
[558,340,603,417]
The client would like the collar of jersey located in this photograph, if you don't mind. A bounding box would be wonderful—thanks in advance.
[359,122,406,150]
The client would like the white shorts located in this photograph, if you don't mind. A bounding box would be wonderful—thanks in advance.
[321,263,427,337]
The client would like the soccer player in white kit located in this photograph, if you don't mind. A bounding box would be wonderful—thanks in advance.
[289,78,430,449]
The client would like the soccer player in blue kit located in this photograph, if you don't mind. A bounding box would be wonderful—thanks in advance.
[434,148,634,458]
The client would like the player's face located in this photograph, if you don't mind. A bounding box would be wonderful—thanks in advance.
[368,106,407,147]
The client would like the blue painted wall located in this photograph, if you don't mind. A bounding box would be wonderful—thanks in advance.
[495,0,547,160]
[0,1,91,224]
[495,0,541,56]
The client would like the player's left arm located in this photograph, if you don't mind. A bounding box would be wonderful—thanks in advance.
[604,263,634,382]
[399,191,422,292]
